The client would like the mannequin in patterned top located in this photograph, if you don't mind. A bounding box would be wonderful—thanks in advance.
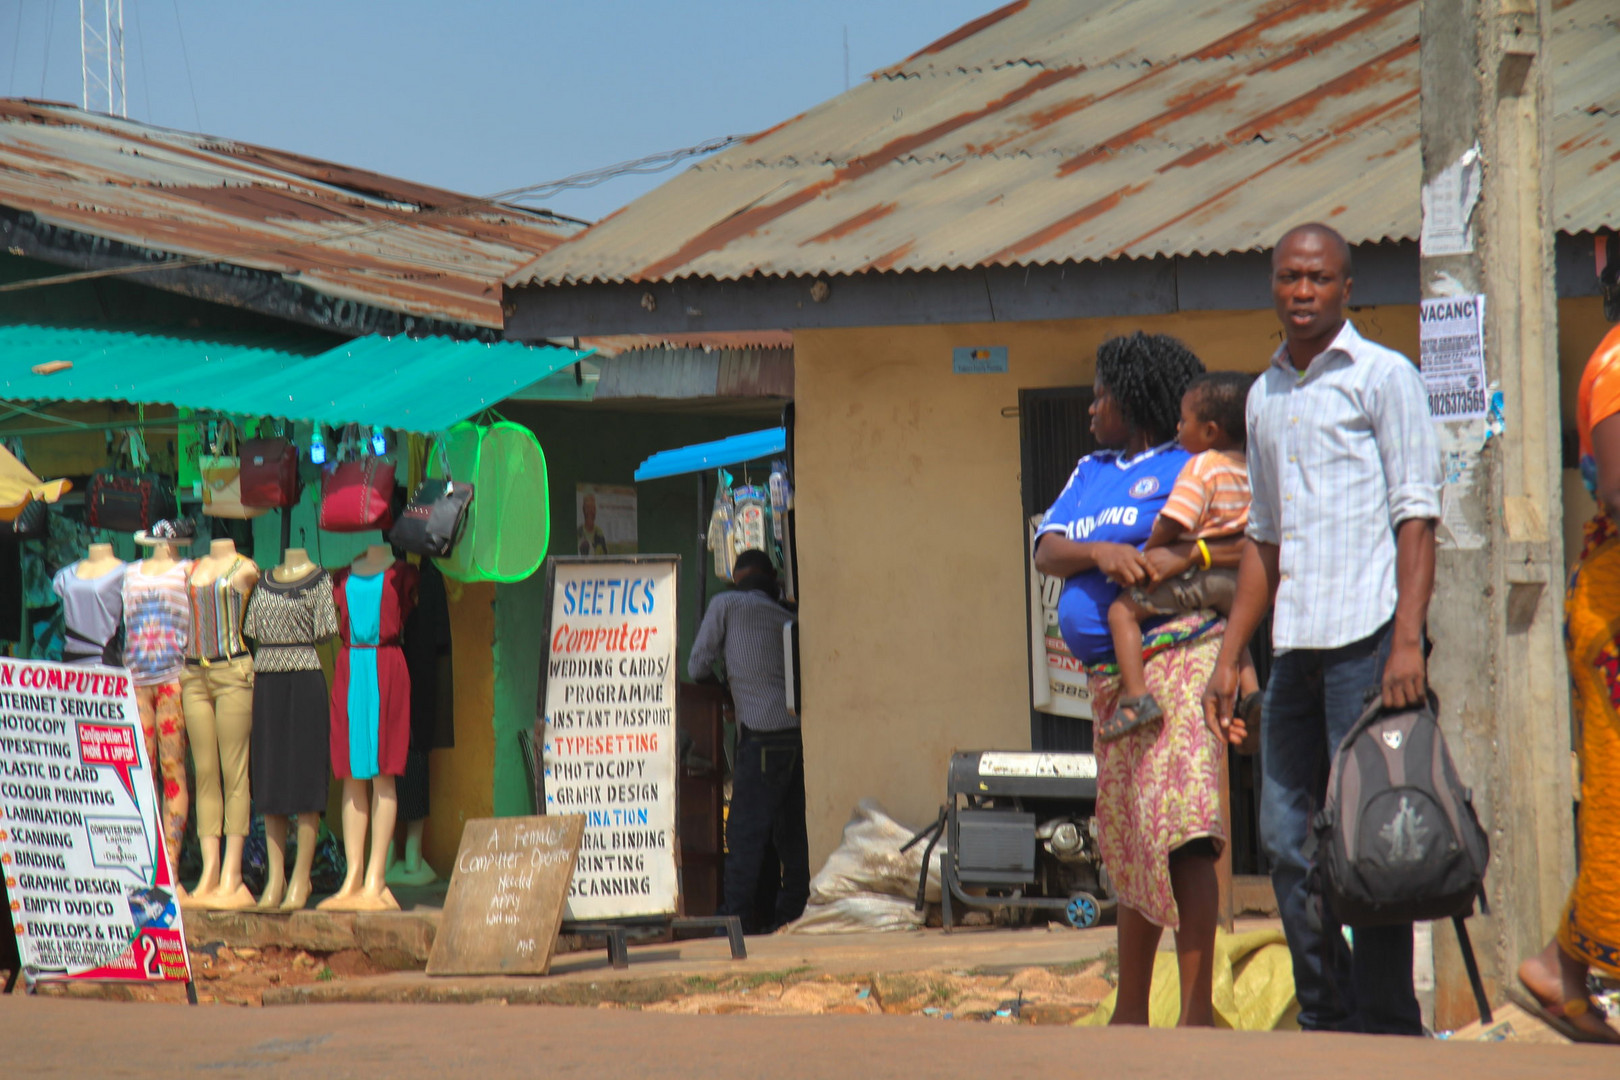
[180,538,260,910]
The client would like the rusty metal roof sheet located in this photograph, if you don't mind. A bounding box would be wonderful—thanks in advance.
[0,100,584,329]
[510,0,1619,287]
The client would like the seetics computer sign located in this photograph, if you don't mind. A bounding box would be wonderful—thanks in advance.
[0,659,191,985]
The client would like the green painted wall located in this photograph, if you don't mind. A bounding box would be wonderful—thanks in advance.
[488,404,777,816]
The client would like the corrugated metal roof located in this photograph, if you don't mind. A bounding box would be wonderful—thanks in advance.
[0,324,590,432]
[510,0,1619,287]
[0,100,584,329]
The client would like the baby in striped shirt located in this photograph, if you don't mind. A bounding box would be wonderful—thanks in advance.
[1109,372,1261,734]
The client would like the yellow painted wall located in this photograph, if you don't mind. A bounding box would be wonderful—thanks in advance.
[424,581,496,871]
[792,299,1606,867]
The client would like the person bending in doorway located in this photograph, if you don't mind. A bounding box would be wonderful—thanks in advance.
[1107,371,1261,735]
[689,549,807,933]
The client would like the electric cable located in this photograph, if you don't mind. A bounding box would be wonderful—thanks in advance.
[39,0,56,98]
[7,1,23,96]
[0,133,744,294]
[169,0,200,129]
[131,0,154,121]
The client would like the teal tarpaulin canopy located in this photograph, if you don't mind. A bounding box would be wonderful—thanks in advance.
[634,427,786,481]
[0,325,593,433]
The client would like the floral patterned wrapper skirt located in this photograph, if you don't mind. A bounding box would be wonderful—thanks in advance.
[1086,614,1227,930]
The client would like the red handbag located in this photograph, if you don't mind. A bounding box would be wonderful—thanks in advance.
[239,437,299,508]
[319,457,396,533]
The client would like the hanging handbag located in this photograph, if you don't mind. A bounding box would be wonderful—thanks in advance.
[387,443,474,557]
[319,429,396,533]
[8,496,48,541]
[240,425,300,508]
[200,421,268,520]
[86,431,178,533]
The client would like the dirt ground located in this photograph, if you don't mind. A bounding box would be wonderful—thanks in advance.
[32,942,396,1007]
[5,996,1619,1080]
[33,942,1118,1021]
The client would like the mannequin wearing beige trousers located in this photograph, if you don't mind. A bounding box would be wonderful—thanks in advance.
[180,538,260,910]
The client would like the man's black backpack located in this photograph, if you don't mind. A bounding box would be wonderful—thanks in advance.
[1312,691,1494,1023]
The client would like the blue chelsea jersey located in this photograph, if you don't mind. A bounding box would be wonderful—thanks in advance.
[1035,443,1190,663]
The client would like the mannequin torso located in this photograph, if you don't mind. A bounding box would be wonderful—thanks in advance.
[139,543,183,577]
[349,544,394,579]
[273,547,319,585]
[189,538,261,593]
[75,543,124,579]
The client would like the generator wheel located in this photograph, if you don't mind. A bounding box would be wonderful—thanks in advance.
[1065,891,1101,929]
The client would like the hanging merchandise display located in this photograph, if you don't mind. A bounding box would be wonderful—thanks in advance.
[319,427,397,534]
[433,417,548,584]
[201,421,270,520]
[731,484,771,558]
[704,466,787,582]
[240,426,301,509]
[707,469,736,581]
[87,429,178,533]
[768,459,792,542]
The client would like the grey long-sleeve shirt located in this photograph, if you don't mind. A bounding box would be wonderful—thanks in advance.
[687,588,796,733]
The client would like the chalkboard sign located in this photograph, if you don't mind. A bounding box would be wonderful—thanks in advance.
[426,815,584,976]
[537,556,681,921]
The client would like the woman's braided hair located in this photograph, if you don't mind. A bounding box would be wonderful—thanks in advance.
[1095,332,1206,446]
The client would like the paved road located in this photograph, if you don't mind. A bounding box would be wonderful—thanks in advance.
[2,997,1613,1078]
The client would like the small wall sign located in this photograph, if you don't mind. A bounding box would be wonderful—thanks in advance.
[952,346,1008,374]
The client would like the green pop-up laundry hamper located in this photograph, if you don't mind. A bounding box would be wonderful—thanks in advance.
[432,418,549,583]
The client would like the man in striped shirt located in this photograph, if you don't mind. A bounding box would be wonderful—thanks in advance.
[1204,223,1442,1035]
[689,549,806,933]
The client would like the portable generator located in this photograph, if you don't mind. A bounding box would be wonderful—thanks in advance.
[908,750,1116,930]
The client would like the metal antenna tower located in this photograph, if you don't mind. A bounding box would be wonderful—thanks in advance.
[80,0,127,117]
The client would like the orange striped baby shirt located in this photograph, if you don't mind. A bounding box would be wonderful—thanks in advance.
[1159,448,1250,539]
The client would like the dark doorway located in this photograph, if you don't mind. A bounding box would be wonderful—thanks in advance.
[1018,386,1095,753]
[1016,384,1268,873]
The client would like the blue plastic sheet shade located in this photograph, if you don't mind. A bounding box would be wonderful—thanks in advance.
[0,324,592,433]
[634,427,787,482]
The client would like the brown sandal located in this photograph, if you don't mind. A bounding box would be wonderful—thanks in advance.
[1508,982,1620,1044]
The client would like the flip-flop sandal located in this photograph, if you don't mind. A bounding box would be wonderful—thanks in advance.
[1097,694,1164,743]
[1507,983,1620,1044]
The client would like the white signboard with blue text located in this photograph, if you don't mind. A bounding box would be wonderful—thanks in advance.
[538,557,680,920]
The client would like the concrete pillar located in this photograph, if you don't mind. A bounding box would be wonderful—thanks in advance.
[1419,0,1574,1031]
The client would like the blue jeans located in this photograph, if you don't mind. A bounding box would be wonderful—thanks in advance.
[1261,621,1423,1034]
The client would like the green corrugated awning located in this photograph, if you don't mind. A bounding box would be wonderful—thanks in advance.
[0,325,593,433]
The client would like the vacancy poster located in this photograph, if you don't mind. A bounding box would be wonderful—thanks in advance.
[538,556,679,921]
[0,659,192,984]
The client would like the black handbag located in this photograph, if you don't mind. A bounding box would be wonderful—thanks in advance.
[86,431,177,533]
[87,468,178,533]
[387,477,474,558]
[9,497,48,541]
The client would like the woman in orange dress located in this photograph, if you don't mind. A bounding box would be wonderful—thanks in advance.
[1514,323,1620,1044]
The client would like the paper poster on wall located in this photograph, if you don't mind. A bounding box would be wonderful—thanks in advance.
[576,483,638,556]
[0,659,192,986]
[1419,295,1488,421]
[538,556,679,920]
[1027,517,1093,719]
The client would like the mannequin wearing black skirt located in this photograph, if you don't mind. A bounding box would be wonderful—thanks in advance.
[242,549,337,910]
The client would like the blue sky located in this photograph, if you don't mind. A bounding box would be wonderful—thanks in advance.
[3,0,993,221]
